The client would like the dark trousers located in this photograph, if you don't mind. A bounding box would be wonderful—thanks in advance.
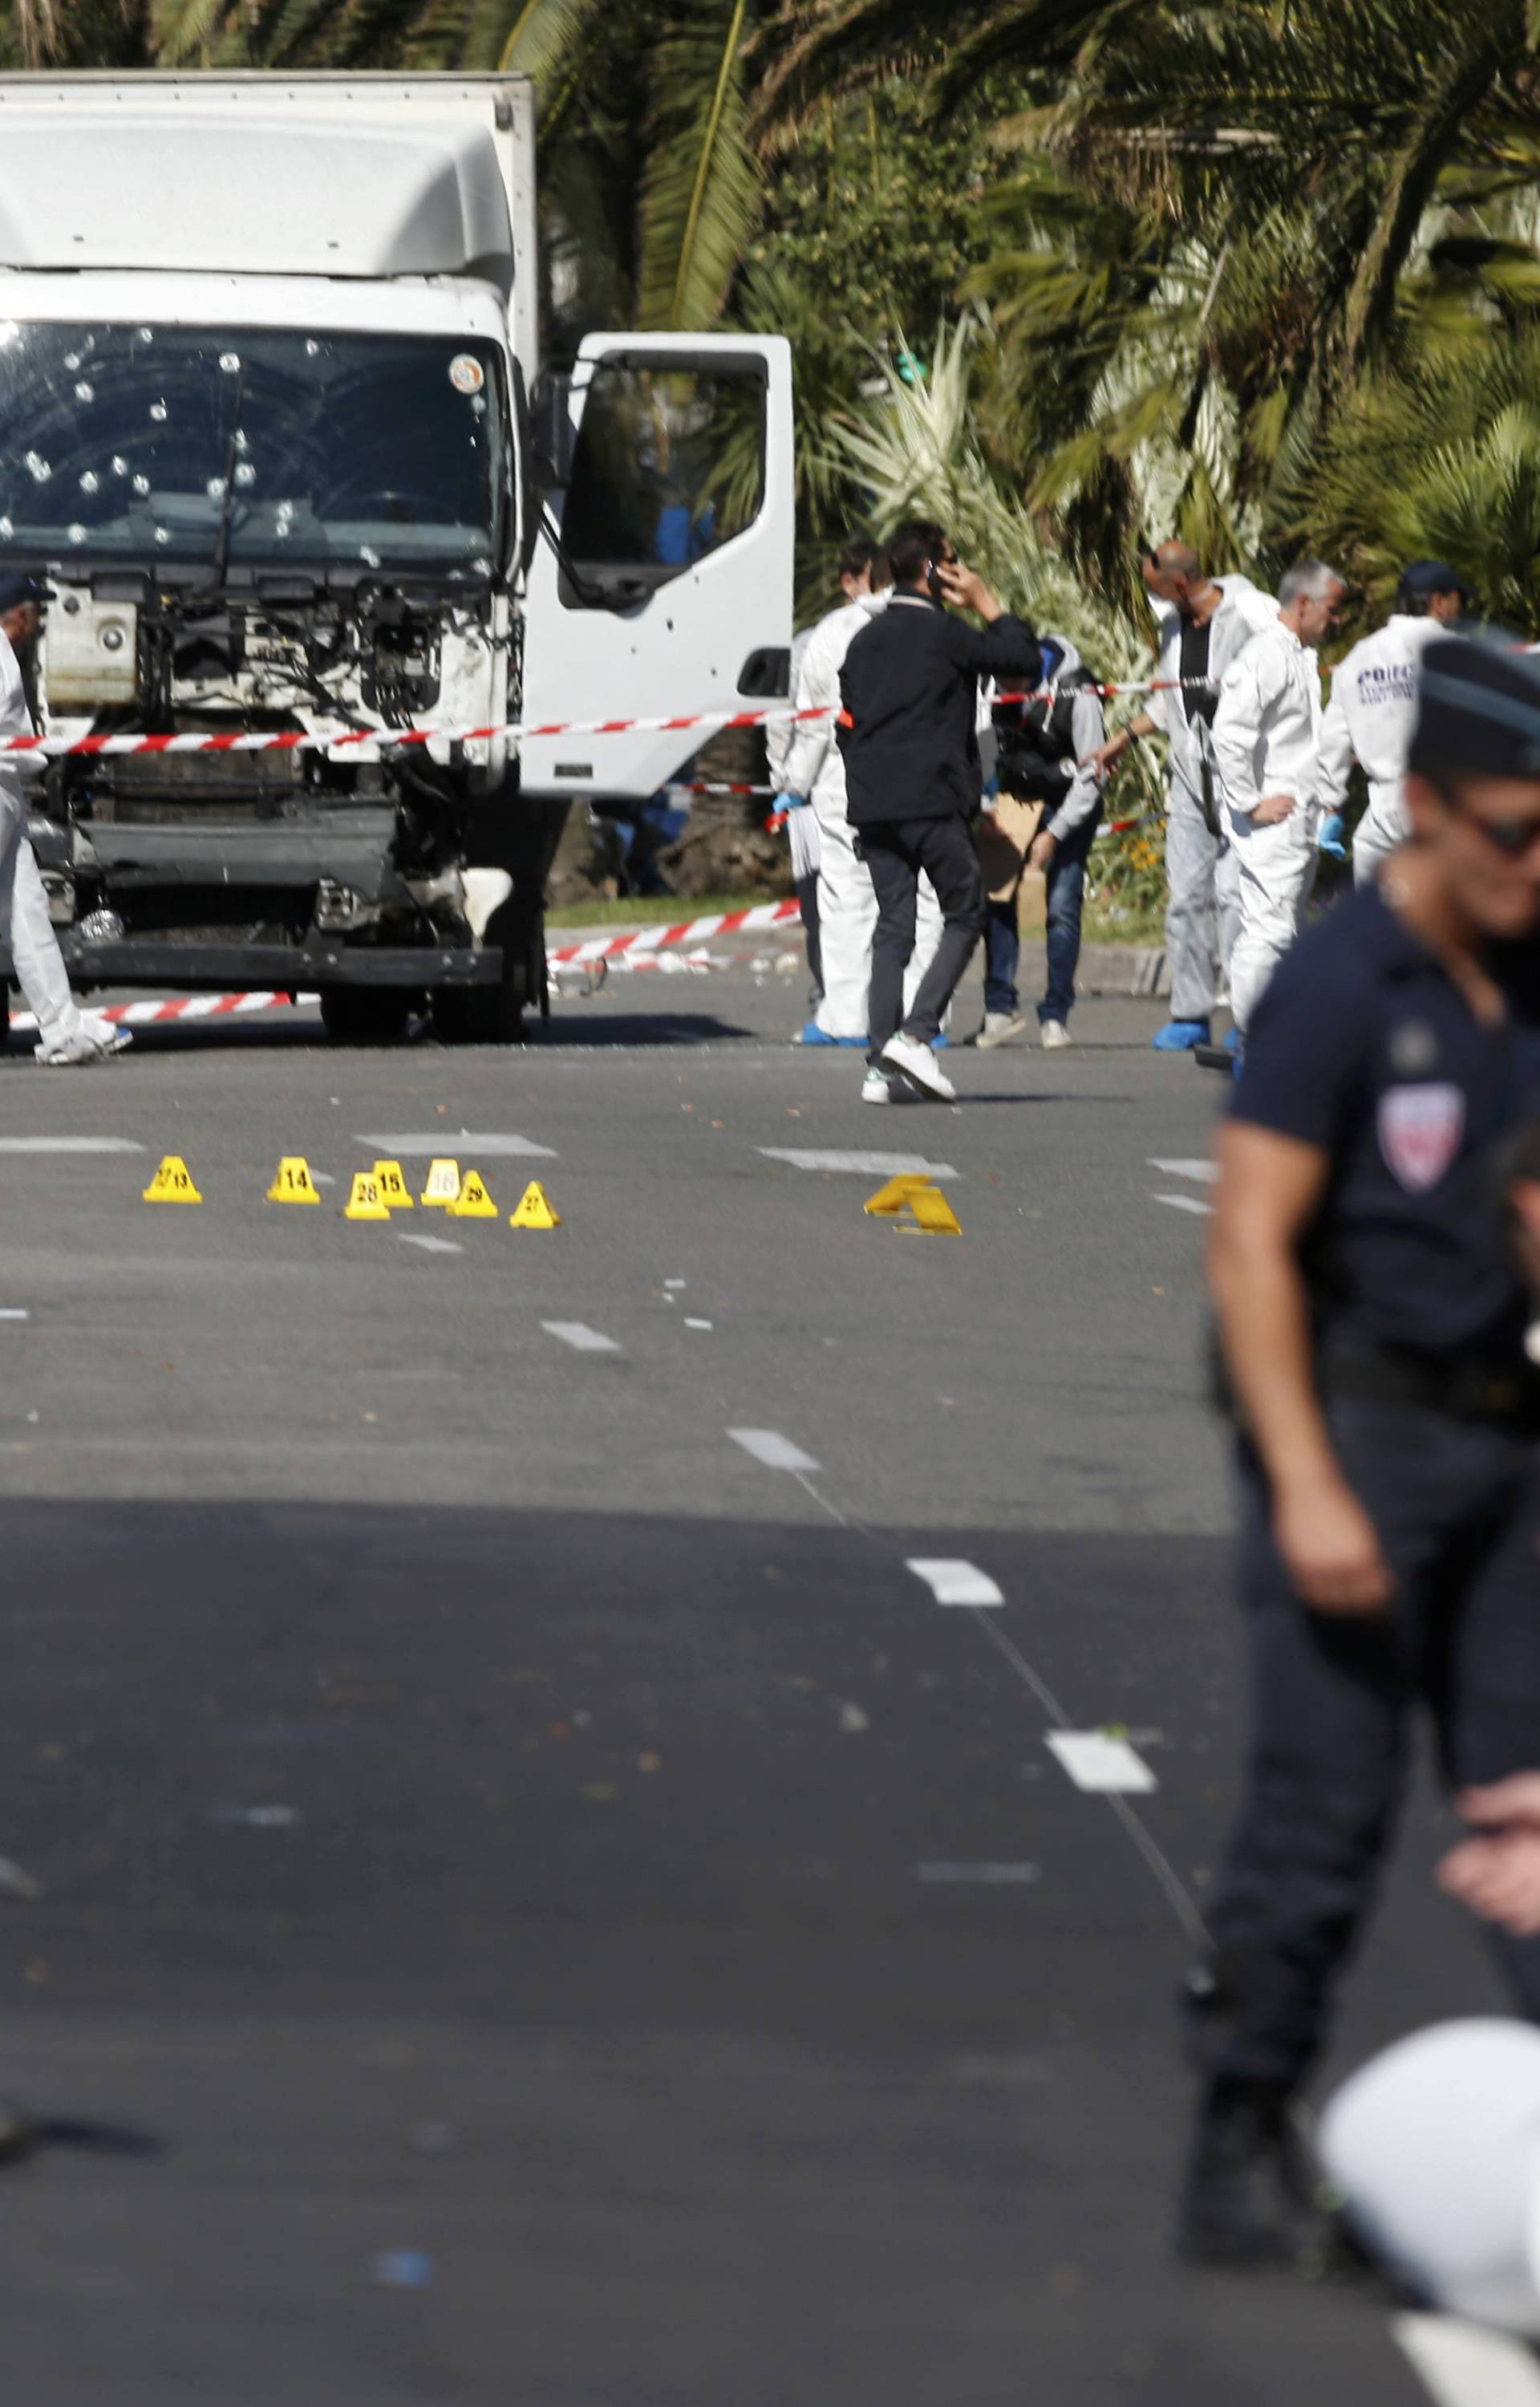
[795,871,823,1010]
[983,816,1096,1023]
[1186,1394,1540,2092]
[860,814,983,1060]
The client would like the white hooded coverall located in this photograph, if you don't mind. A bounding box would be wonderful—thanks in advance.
[1212,616,1324,1032]
[781,590,941,1041]
[1147,574,1279,1024]
[0,625,99,1063]
[1313,613,1446,886]
[765,627,821,887]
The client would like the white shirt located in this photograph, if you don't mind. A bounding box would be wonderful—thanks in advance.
[1212,616,1323,820]
[1147,574,1279,802]
[1313,613,1445,822]
[780,588,890,810]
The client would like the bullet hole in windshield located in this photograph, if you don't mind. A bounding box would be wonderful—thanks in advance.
[111,456,128,477]
[234,463,256,488]
[24,453,50,481]
[219,353,241,374]
[153,526,170,546]
[132,475,150,497]
[67,523,85,544]
[206,477,228,500]
[74,381,93,404]
[79,470,99,494]
[150,402,167,423]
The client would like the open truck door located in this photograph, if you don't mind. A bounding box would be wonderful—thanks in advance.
[518,332,793,802]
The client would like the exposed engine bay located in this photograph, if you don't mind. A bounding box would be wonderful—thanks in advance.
[34,578,514,957]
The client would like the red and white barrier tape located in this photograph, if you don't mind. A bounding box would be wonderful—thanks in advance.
[8,985,318,1032]
[0,680,1219,761]
[0,703,835,761]
[546,895,802,966]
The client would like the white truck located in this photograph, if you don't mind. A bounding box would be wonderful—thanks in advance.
[0,72,794,1039]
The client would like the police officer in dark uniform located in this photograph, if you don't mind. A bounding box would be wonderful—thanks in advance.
[1180,633,1540,2268]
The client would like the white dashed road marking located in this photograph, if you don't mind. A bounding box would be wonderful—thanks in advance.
[358,1130,558,1159]
[397,1234,464,1256]
[1047,1731,1157,1795]
[0,1136,145,1154]
[541,1322,621,1354]
[1152,1192,1214,1217]
[758,1148,962,1178]
[907,1557,1004,1607]
[728,1428,821,1473]
[0,1309,29,1320]
[1394,2314,1540,2406]
[1148,1158,1218,1183]
[684,1318,713,1331]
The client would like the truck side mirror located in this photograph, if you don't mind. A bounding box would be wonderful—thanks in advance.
[528,365,575,495]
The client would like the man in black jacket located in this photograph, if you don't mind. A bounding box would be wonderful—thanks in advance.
[838,521,1041,1102]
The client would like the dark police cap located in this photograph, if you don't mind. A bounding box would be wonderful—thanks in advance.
[1411,635,1540,781]
[1398,557,1473,602]
[0,569,54,614]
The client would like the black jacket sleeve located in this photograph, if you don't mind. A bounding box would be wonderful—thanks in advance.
[944,611,1042,685]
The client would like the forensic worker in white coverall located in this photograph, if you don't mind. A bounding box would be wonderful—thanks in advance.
[781,543,943,1046]
[1212,558,1345,1040]
[1088,543,1277,1051]
[0,571,130,1068]
[1313,559,1469,887]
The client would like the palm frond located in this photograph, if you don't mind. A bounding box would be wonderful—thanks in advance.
[637,0,763,331]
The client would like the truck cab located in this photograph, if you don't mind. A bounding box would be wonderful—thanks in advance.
[0,74,793,1041]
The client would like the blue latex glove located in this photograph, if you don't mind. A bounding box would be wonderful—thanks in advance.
[776,790,809,810]
[1318,810,1348,860]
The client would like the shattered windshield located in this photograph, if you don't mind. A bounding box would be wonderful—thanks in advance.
[0,323,507,577]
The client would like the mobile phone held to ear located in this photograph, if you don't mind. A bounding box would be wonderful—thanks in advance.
[927,560,946,602]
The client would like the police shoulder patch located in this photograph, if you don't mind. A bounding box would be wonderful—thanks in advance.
[1378,1082,1465,1193]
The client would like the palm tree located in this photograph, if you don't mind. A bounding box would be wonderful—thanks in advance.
[760,0,1540,609]
[464,0,769,332]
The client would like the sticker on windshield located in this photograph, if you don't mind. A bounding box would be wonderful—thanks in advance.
[448,353,484,396]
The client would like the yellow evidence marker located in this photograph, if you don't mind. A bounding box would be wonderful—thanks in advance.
[509,1180,561,1231]
[903,1186,962,1236]
[371,1159,415,1211]
[265,1155,322,1205]
[861,1173,962,1236]
[448,1168,497,1220]
[862,1175,938,1217]
[419,1158,462,1208]
[143,1154,203,1204]
[344,1171,391,1222]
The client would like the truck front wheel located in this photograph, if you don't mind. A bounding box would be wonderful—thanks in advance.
[429,888,545,1045]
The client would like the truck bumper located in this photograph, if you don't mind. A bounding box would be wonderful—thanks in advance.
[2,940,505,991]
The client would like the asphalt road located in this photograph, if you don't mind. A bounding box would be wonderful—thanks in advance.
[0,950,1521,2404]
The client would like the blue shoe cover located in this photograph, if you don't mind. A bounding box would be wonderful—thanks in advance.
[1222,1027,1242,1055]
[799,1022,867,1047]
[1152,1018,1210,1052]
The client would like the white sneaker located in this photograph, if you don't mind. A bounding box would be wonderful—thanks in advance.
[861,1066,893,1105]
[1040,1019,1072,1050]
[36,1022,132,1066]
[880,1032,957,1102]
[974,1010,1028,1050]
